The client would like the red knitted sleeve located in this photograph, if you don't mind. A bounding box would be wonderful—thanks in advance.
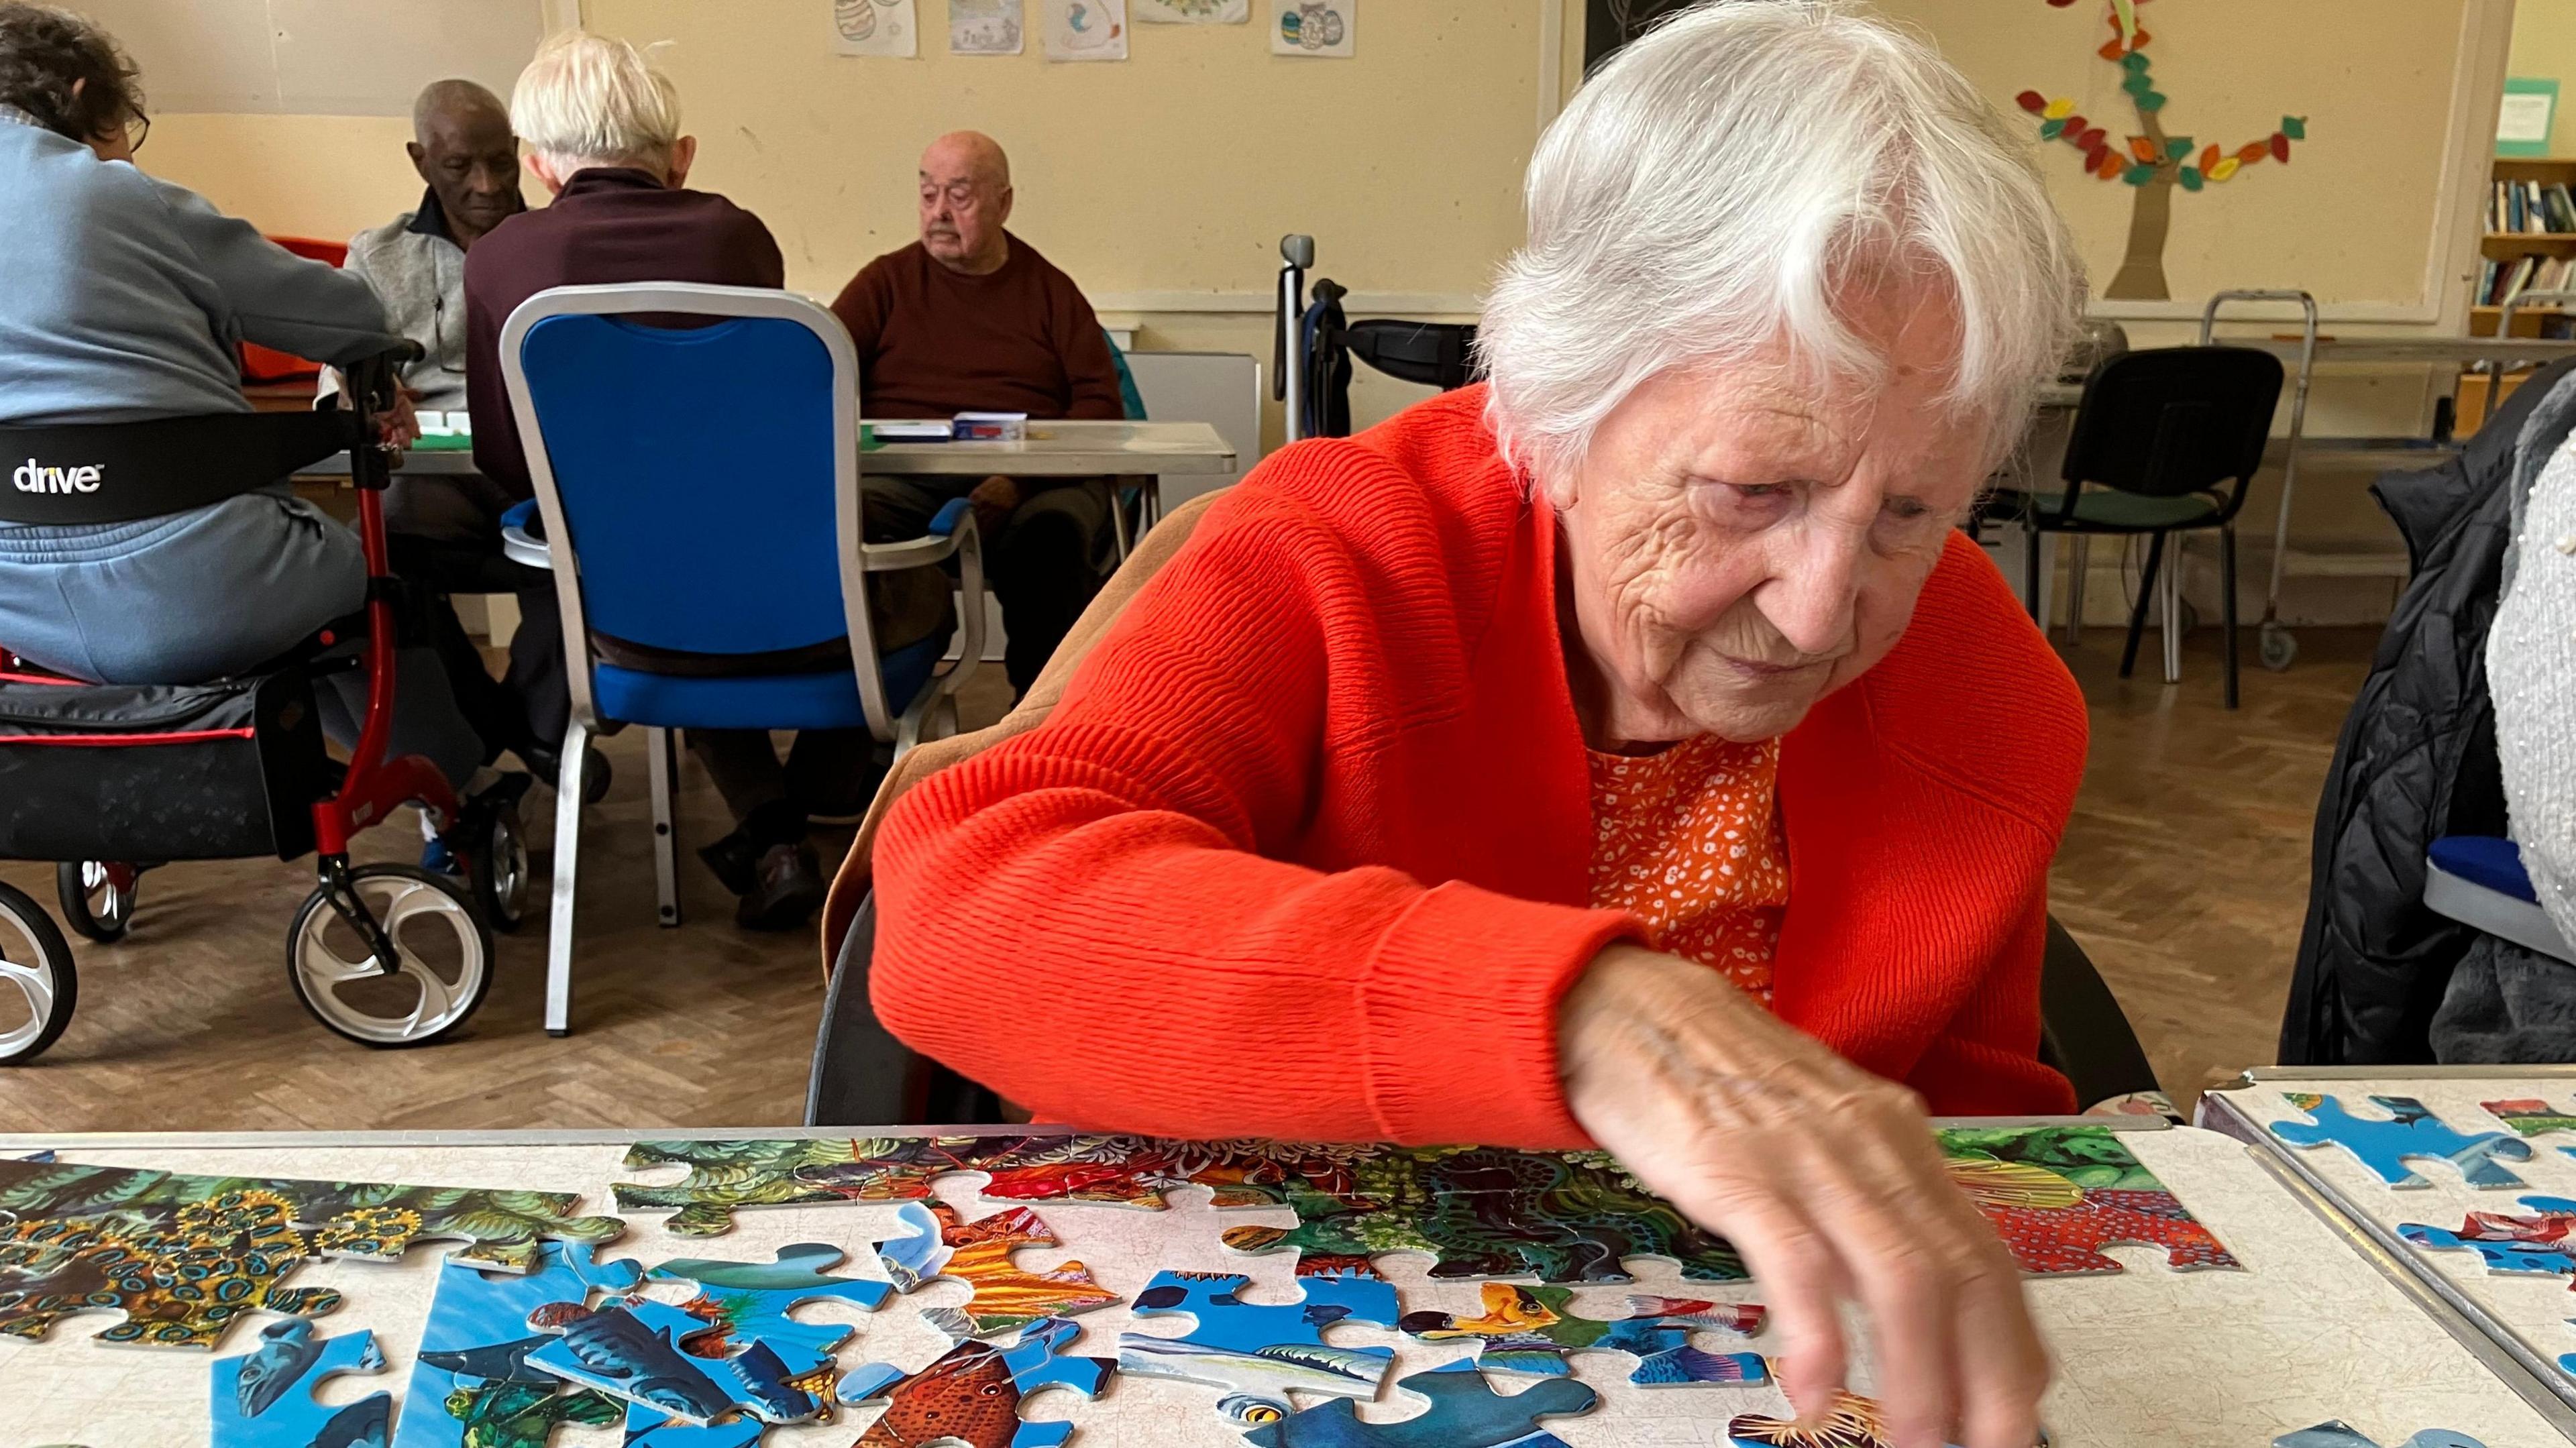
[870,482,1635,1146]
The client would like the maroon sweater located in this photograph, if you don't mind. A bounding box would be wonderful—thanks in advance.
[828,234,1123,422]
[466,168,784,498]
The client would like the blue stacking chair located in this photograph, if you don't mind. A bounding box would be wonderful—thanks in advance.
[498,283,985,1036]
[2426,836,2574,965]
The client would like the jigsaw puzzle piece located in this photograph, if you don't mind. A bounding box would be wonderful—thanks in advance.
[211,1321,392,1448]
[1398,1283,1766,1386]
[1725,1388,1972,1448]
[0,1187,345,1351]
[1937,1127,2239,1276]
[525,1297,831,1427]
[647,1241,895,1357]
[2269,1094,2531,1190]
[393,1242,643,1448]
[1239,1359,1596,1447]
[2273,1423,2489,1448]
[620,1400,766,1447]
[840,1315,1111,1448]
[1118,1266,1399,1416]
[873,1201,1118,1341]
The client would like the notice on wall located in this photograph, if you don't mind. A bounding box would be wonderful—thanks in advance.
[1136,0,1245,21]
[1044,0,1128,60]
[951,0,1025,54]
[1269,0,1352,57]
[832,0,920,56]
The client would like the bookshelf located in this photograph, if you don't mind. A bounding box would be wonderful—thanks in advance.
[2471,156,2576,337]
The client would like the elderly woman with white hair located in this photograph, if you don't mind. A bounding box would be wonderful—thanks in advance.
[872,1,2081,1437]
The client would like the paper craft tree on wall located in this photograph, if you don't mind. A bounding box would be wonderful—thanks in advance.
[2013,0,2308,300]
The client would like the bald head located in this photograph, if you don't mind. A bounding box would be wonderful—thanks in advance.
[408,78,521,247]
[918,130,1014,275]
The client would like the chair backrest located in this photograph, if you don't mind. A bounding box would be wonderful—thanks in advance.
[499,283,892,731]
[1102,329,1148,422]
[2060,345,2283,499]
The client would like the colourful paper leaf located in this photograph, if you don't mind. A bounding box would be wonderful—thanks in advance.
[2199,144,2220,170]
[2040,118,2066,140]
[2208,157,2241,182]
[2043,96,2075,120]
[2121,71,2152,95]
[2282,115,2306,141]
[2094,150,2126,180]
[2236,141,2267,164]
[2121,50,2151,74]
[2127,135,2157,163]
[2178,166,2203,191]
[2122,163,2155,186]
[2164,136,2193,160]
[2137,91,2167,112]
[2015,89,2046,114]
[2270,131,2291,162]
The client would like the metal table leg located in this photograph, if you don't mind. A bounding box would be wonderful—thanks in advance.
[2202,289,2316,672]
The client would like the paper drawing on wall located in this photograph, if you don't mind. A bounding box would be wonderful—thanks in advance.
[1136,0,1244,21]
[833,0,920,58]
[1044,0,1128,60]
[1271,0,1352,58]
[953,0,1026,55]
[2015,0,2307,300]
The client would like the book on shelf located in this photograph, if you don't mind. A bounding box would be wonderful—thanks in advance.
[2485,179,2576,235]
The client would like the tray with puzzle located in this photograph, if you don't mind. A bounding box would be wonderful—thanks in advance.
[0,1121,2563,1447]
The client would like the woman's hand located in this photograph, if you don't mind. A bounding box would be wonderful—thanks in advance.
[1558,944,2048,1448]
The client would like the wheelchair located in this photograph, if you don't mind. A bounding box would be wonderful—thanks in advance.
[0,349,525,1064]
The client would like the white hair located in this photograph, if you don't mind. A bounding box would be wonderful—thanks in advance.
[509,30,681,174]
[1481,0,2085,496]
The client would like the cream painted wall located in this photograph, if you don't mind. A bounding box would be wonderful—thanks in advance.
[2511,0,2576,157]
[142,113,420,242]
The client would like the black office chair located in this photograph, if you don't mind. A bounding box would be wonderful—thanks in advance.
[808,903,2161,1125]
[1986,346,2283,709]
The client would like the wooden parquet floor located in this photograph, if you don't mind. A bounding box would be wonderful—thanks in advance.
[0,631,2371,1131]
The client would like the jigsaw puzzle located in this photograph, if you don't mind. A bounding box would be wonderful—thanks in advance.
[2269,1094,2532,1190]
[2398,1195,2576,1282]
[0,1156,623,1273]
[526,1296,833,1427]
[0,1186,343,1349]
[620,1402,766,1448]
[2483,1099,2576,1140]
[1118,1264,1399,1416]
[2273,1422,2489,1448]
[211,1321,392,1448]
[874,1201,1118,1342]
[1937,1125,2239,1276]
[648,1241,896,1357]
[1725,1389,1936,1448]
[1398,1282,1766,1385]
[1238,1359,1597,1447]
[392,1241,641,1448]
[838,1314,1113,1448]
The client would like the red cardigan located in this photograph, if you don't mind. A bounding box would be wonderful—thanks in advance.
[873,387,2087,1145]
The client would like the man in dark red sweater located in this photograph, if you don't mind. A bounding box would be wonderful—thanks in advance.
[829,131,1128,697]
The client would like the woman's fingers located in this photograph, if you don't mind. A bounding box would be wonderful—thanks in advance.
[1949,1244,2051,1448]
[1695,1185,1851,1415]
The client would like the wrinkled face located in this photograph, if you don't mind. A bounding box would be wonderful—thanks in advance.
[413,107,523,241]
[1553,285,1991,746]
[918,142,1011,272]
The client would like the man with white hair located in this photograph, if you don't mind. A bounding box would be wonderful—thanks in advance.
[464,30,943,929]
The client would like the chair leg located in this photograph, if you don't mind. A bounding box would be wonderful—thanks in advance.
[2065,535,2090,646]
[2023,518,2043,622]
[2160,534,2184,685]
[2220,523,2241,710]
[545,718,591,1038]
[2120,533,2164,680]
[647,726,680,929]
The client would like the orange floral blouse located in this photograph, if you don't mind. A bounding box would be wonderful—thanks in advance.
[1586,734,1791,1005]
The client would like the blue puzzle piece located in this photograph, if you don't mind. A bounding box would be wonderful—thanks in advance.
[2396,1224,2576,1277]
[1119,1266,1400,1417]
[1241,1359,1597,1448]
[212,1320,392,1448]
[840,1315,1112,1448]
[620,1400,765,1448]
[2269,1093,2531,1190]
[393,1241,642,1448]
[647,1241,894,1357]
[526,1296,831,1427]
[2273,1421,2489,1448]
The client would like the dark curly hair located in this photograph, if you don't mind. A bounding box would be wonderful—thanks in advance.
[0,3,141,143]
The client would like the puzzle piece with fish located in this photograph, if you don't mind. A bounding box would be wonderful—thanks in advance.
[2268,1094,2532,1190]
[1937,1126,2238,1276]
[1398,1282,1766,1385]
[1118,1264,1401,1418]
[619,1402,767,1448]
[392,1241,641,1448]
[1727,1386,1977,1448]
[2398,1195,2576,1282]
[525,1296,833,1427]
[211,1321,391,1448]
[647,1241,896,1357]
[873,1201,1117,1341]
[2483,1099,2576,1142]
[2273,1422,2489,1448]
[0,1156,623,1274]
[1240,1359,1597,1447]
[838,1313,1112,1448]
[0,1187,343,1350]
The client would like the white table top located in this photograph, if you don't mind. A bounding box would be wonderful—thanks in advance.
[865,420,1236,477]
[0,1122,2566,1447]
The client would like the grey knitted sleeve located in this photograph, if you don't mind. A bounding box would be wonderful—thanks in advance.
[2491,435,2576,945]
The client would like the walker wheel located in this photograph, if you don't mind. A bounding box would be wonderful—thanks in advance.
[468,805,531,935]
[55,861,138,944]
[2259,621,2298,671]
[286,865,490,1048]
[0,879,76,1065]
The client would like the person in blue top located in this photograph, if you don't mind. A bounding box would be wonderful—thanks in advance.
[0,3,497,806]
